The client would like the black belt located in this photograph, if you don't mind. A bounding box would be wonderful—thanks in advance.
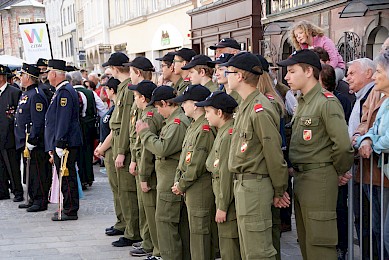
[235,173,269,181]
[293,162,332,172]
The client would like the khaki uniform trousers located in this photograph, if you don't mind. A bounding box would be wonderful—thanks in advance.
[234,175,276,260]
[135,174,152,251]
[185,174,217,260]
[212,178,241,260]
[294,165,338,260]
[105,148,126,231]
[155,159,190,260]
[112,133,140,240]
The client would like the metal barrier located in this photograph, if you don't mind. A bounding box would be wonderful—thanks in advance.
[348,153,387,259]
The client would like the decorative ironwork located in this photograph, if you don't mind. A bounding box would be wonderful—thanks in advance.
[337,32,361,65]
[260,40,278,64]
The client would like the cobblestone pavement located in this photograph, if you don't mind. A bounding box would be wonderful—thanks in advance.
[0,166,306,259]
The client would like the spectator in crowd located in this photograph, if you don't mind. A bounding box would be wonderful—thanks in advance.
[356,49,389,258]
[209,38,241,58]
[84,80,96,91]
[80,69,88,81]
[289,20,345,83]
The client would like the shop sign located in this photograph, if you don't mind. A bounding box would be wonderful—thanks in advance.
[269,0,322,15]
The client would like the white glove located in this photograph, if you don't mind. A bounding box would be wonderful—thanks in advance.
[26,142,36,151]
[55,147,64,158]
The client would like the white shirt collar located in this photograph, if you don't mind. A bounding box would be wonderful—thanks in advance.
[56,80,69,90]
[355,81,374,100]
[0,82,7,96]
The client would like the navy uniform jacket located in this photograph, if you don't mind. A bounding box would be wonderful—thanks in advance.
[14,84,48,150]
[0,84,22,150]
[44,81,83,152]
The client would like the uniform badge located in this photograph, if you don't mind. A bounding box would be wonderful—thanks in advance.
[266,94,274,100]
[241,142,247,152]
[323,92,334,98]
[174,118,181,125]
[185,152,192,164]
[103,115,110,123]
[203,125,210,132]
[213,159,219,168]
[36,103,43,112]
[147,111,154,117]
[131,116,136,125]
[303,130,312,141]
[254,104,263,112]
[60,98,67,107]
[304,118,311,126]
[228,128,233,135]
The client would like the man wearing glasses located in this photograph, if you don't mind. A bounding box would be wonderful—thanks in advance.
[171,48,197,95]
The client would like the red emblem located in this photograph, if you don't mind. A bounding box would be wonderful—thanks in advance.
[266,94,274,100]
[184,77,190,82]
[323,92,334,98]
[203,125,210,132]
[147,111,154,117]
[174,118,181,125]
[228,128,233,135]
[185,152,192,163]
[303,130,312,141]
[241,142,248,152]
[254,104,263,113]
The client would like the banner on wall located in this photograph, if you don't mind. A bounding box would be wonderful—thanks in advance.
[19,22,52,63]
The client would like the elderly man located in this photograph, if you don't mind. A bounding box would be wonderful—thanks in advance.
[45,59,83,221]
[209,38,241,58]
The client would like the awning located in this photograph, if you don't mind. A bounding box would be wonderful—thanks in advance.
[339,0,389,18]
[263,22,292,36]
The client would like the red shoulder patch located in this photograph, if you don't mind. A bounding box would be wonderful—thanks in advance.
[184,77,190,82]
[174,118,181,125]
[265,94,274,100]
[254,104,263,113]
[202,124,210,132]
[323,92,334,98]
[228,128,233,135]
[147,111,154,117]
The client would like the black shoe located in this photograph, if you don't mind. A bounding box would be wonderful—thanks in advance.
[145,256,162,260]
[27,204,47,212]
[105,226,114,232]
[82,184,88,190]
[132,241,142,249]
[51,213,78,221]
[112,237,141,247]
[129,248,152,257]
[106,228,124,236]
[13,195,24,202]
[18,202,33,209]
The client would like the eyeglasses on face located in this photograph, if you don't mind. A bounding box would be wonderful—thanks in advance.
[224,70,238,77]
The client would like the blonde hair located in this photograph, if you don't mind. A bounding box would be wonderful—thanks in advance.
[289,20,324,50]
[257,72,285,117]
[233,67,261,87]
[132,67,152,80]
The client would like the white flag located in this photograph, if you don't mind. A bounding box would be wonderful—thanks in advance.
[19,22,52,63]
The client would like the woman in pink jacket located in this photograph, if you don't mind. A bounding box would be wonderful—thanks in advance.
[289,20,345,83]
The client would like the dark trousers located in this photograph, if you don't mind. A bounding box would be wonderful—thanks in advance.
[77,123,95,185]
[280,175,293,226]
[24,148,51,207]
[0,148,23,198]
[337,184,348,251]
[54,147,79,216]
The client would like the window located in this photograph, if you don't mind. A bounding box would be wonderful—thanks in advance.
[35,18,45,22]
[152,0,158,11]
[19,18,30,23]
[166,0,172,7]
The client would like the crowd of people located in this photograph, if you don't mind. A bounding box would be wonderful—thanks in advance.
[1,19,389,260]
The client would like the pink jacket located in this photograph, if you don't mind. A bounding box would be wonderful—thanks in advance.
[301,35,345,69]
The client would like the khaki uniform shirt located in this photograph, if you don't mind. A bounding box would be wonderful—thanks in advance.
[289,83,354,175]
[204,79,218,92]
[175,77,190,95]
[129,103,140,163]
[175,114,216,193]
[228,89,288,197]
[137,106,164,182]
[109,78,133,155]
[206,119,235,212]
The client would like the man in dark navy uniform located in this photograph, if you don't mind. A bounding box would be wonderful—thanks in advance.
[44,59,83,221]
[14,63,51,212]
[0,65,23,201]
[36,58,55,101]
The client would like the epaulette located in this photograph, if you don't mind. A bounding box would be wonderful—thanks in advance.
[184,77,190,82]
[254,104,263,113]
[323,92,335,98]
[202,124,210,132]
[35,87,39,94]
[174,118,181,125]
[228,128,233,135]
[147,111,154,117]
[265,93,274,100]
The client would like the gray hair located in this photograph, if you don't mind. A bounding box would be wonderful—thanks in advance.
[69,71,83,85]
[375,49,389,76]
[347,58,376,74]
[65,73,72,83]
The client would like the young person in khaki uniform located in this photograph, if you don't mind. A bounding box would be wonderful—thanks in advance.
[124,57,156,255]
[196,91,241,260]
[136,85,191,260]
[102,53,141,247]
[181,54,218,92]
[129,80,164,259]
[171,85,218,260]
[156,52,183,90]
[277,50,354,260]
[172,48,197,95]
[222,52,290,259]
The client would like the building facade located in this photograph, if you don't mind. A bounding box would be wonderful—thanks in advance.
[0,0,45,59]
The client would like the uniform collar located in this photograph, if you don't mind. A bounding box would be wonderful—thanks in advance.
[119,77,131,91]
[218,119,234,134]
[191,113,206,128]
[0,82,7,96]
[55,80,69,90]
[26,84,38,92]
[240,89,260,111]
[299,82,321,105]
[167,107,181,123]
